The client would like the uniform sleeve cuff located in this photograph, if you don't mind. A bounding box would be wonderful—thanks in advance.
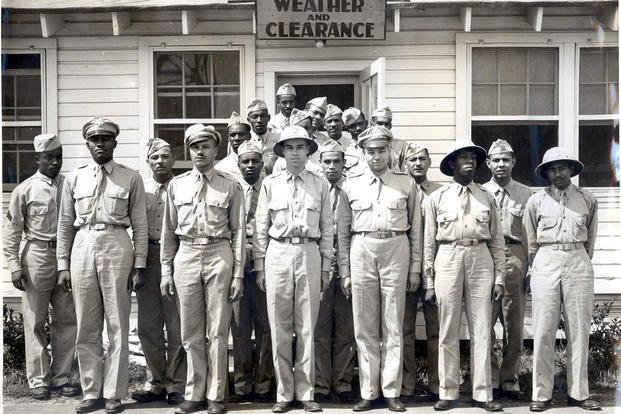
[57,259,70,272]
[409,262,421,274]
[134,257,147,268]
[494,274,505,286]
[338,265,350,278]
[7,261,21,274]
[254,258,265,272]
[162,264,173,278]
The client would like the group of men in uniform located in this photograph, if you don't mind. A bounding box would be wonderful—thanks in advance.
[2,82,601,414]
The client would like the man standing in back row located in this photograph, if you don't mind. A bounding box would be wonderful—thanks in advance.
[269,83,297,134]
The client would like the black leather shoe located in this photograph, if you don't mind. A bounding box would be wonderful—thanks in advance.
[314,392,330,403]
[31,386,50,400]
[131,390,166,403]
[529,400,552,412]
[568,396,602,411]
[433,399,458,411]
[75,398,104,414]
[302,400,322,412]
[272,401,291,413]
[353,398,373,411]
[428,392,440,403]
[256,392,274,403]
[105,399,123,413]
[57,383,79,397]
[471,400,503,412]
[168,391,184,405]
[175,400,205,414]
[338,391,358,404]
[208,400,226,414]
[385,397,406,412]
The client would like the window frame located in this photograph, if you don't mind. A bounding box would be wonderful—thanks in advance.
[2,38,58,191]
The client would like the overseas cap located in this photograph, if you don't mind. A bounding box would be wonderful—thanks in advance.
[324,104,343,121]
[289,108,313,126]
[319,139,345,157]
[146,138,172,158]
[82,117,119,140]
[237,140,263,158]
[273,125,318,158]
[439,140,487,176]
[184,124,222,147]
[342,107,363,127]
[246,99,269,115]
[535,146,584,178]
[371,105,392,121]
[33,133,61,153]
[306,97,328,113]
[276,83,297,97]
[227,111,251,130]
[403,142,428,161]
[488,139,514,156]
[358,125,393,149]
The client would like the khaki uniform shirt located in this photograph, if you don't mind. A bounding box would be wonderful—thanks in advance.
[268,112,289,134]
[3,171,64,274]
[240,177,262,263]
[337,170,422,278]
[251,130,279,173]
[215,152,242,182]
[423,181,506,289]
[57,160,148,271]
[483,178,533,245]
[144,176,172,241]
[160,167,246,279]
[522,184,598,260]
[253,169,334,273]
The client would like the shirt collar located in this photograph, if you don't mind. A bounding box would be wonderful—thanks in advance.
[34,170,55,186]
[450,179,477,192]
[286,168,309,183]
[547,183,576,199]
[487,177,515,196]
[241,177,262,192]
[90,159,115,174]
[329,176,345,190]
[368,169,391,185]
[419,178,432,192]
[193,167,214,182]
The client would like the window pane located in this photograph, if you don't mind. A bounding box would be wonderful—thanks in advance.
[472,85,497,116]
[578,120,619,187]
[499,85,526,115]
[530,85,556,115]
[155,53,182,86]
[529,50,557,83]
[2,53,40,70]
[3,147,18,184]
[608,49,619,82]
[472,49,498,84]
[499,50,526,83]
[580,50,605,83]
[2,126,42,142]
[18,150,38,183]
[213,88,239,118]
[579,47,619,115]
[186,92,212,119]
[579,84,606,115]
[185,53,211,86]
[156,87,183,119]
[212,52,239,86]
[2,143,38,185]
[472,121,558,186]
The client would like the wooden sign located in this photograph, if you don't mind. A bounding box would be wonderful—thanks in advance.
[257,0,386,40]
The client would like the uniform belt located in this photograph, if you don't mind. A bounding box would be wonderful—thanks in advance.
[274,237,316,244]
[440,238,482,246]
[148,239,160,245]
[80,223,126,231]
[180,236,223,245]
[356,231,405,239]
[540,242,583,251]
[505,238,521,245]
[29,239,57,248]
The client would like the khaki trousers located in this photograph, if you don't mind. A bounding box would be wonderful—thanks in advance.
[435,243,494,403]
[402,285,439,395]
[314,276,356,395]
[22,241,76,389]
[231,265,274,395]
[531,246,594,401]
[490,243,527,391]
[265,239,321,403]
[136,243,186,394]
[71,228,133,399]
[174,240,233,402]
[350,234,409,400]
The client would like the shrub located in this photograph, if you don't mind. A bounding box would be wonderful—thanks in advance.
[589,300,621,384]
[3,305,26,374]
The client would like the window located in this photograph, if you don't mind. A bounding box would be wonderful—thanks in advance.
[578,47,619,187]
[2,53,43,189]
[153,50,241,172]
[471,48,559,186]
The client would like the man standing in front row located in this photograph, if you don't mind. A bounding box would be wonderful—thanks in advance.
[3,134,77,401]
[524,147,600,412]
[338,126,422,412]
[482,139,532,401]
[423,141,505,412]
[57,117,148,414]
[160,124,246,414]
[401,143,441,402]
[254,125,334,413]
[132,138,186,406]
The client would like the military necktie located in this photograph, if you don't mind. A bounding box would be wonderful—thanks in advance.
[460,185,470,215]
[496,187,507,209]
[246,185,258,225]
[330,183,339,214]
[89,165,105,223]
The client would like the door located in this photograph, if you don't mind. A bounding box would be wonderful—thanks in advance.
[359,57,386,117]
[277,74,358,112]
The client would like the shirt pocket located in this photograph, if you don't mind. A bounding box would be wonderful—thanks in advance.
[537,216,557,240]
[173,193,194,228]
[507,206,524,237]
[27,202,50,233]
[571,214,588,240]
[386,197,407,228]
[269,198,289,228]
[305,200,321,230]
[104,184,130,218]
[206,192,230,229]
[74,188,95,216]
[350,198,372,228]
[438,211,457,228]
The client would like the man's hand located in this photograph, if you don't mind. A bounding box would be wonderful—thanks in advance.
[339,276,352,299]
[424,288,437,306]
[493,284,505,302]
[256,270,266,292]
[229,278,244,302]
[320,271,330,292]
[160,275,175,297]
[11,271,25,291]
[406,272,421,293]
[129,268,145,292]
[57,270,71,292]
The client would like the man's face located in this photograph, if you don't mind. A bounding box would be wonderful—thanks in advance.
[364,144,390,175]
[147,146,175,182]
[189,138,218,171]
[86,135,116,165]
[306,104,326,129]
[372,116,392,130]
[282,138,310,171]
[238,152,263,183]
[228,124,251,153]
[321,151,344,184]
[486,152,515,181]
[449,150,477,179]
[324,115,344,140]
[546,161,573,190]
[346,119,368,141]
[248,109,270,135]
[277,95,296,118]
[406,150,431,180]
[36,146,63,179]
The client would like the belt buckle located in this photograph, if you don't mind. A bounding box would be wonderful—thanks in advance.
[291,236,301,244]
[93,223,106,231]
